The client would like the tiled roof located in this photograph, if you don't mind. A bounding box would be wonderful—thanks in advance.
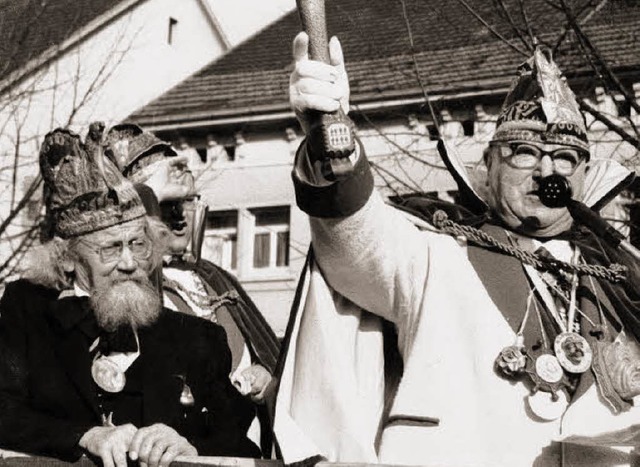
[131,0,640,126]
[0,0,130,84]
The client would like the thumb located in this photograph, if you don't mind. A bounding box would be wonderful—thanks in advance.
[292,31,309,63]
[328,36,344,67]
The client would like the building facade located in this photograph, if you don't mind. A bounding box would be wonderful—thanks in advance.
[131,0,640,336]
[0,0,296,285]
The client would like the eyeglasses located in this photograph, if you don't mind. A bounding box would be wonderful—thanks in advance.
[78,237,152,263]
[497,143,588,176]
[181,196,201,212]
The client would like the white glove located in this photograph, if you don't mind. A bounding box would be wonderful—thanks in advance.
[289,31,350,135]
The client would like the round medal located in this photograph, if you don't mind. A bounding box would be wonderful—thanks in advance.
[535,354,564,384]
[91,357,126,393]
[554,332,592,374]
[495,344,527,378]
[526,390,569,421]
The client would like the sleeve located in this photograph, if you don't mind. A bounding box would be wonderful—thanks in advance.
[0,282,94,461]
[188,322,261,458]
[292,139,432,325]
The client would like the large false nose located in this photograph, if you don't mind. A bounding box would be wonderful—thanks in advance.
[539,155,555,177]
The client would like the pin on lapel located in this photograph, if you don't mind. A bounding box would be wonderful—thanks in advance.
[174,375,195,407]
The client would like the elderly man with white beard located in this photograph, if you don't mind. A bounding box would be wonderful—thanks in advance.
[0,127,260,467]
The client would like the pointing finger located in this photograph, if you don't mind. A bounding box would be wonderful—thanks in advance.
[292,32,309,63]
[329,36,344,68]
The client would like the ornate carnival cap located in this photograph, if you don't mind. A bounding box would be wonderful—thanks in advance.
[39,124,146,239]
[104,123,178,182]
[492,47,589,155]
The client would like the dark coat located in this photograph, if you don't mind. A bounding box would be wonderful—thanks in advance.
[0,280,260,462]
[162,259,281,456]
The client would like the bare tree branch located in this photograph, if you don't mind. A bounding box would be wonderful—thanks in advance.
[493,0,533,52]
[454,0,529,57]
[579,98,640,150]
[399,0,442,135]
[356,108,448,169]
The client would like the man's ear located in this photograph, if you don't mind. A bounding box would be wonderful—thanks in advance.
[60,249,76,273]
[61,258,75,273]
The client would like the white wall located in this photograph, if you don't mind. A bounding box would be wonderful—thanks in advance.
[206,0,294,45]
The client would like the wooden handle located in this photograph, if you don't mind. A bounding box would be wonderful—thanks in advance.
[296,0,329,63]
[296,0,355,180]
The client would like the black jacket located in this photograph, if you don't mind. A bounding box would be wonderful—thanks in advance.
[0,280,260,461]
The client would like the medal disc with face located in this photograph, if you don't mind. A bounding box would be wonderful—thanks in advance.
[526,390,569,421]
[554,332,592,373]
[535,354,564,384]
[91,356,126,393]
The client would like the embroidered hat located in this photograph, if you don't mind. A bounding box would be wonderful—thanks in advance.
[104,123,178,182]
[492,47,589,155]
[39,124,146,239]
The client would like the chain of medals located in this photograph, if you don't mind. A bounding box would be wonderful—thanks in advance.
[164,275,240,322]
[494,246,600,421]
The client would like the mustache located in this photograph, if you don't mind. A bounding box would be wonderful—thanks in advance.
[91,278,161,332]
[109,273,150,285]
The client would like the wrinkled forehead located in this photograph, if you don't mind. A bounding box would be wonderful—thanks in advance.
[81,217,148,243]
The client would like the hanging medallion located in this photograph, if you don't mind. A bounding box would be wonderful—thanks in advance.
[180,382,195,407]
[535,354,564,384]
[495,340,528,378]
[526,389,569,421]
[603,331,640,401]
[554,332,592,374]
[91,356,126,393]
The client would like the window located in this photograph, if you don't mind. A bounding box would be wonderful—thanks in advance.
[223,145,236,162]
[201,206,291,276]
[426,124,439,141]
[462,119,475,136]
[615,96,632,118]
[168,17,178,45]
[203,210,238,270]
[251,207,290,270]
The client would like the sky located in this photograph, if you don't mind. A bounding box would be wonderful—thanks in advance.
[206,0,295,46]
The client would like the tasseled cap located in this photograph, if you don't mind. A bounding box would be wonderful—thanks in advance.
[104,123,178,182]
[492,47,589,156]
[39,124,146,239]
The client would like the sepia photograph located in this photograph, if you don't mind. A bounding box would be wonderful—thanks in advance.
[0,0,638,466]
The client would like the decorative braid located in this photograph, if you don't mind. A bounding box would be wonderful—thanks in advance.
[163,278,240,312]
[431,210,626,283]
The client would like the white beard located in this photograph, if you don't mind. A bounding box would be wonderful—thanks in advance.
[91,278,161,332]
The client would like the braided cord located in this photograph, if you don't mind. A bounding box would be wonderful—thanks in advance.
[431,210,626,283]
[164,277,240,311]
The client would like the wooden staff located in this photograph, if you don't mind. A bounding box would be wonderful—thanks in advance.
[296,0,355,180]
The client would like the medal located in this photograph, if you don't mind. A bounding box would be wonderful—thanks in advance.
[554,332,592,374]
[603,331,640,401]
[535,354,564,384]
[495,335,527,378]
[526,389,569,421]
[180,382,195,407]
[91,356,126,393]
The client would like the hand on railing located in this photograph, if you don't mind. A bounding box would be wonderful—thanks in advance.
[78,423,137,467]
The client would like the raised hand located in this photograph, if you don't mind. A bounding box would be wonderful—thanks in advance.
[143,155,195,203]
[289,31,350,135]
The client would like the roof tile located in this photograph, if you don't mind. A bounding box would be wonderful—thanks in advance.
[131,0,640,125]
